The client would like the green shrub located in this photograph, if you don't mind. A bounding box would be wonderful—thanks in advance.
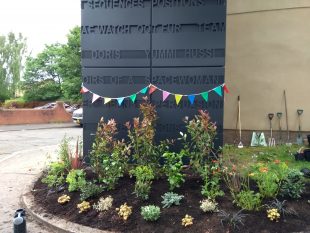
[235,190,262,211]
[130,165,154,200]
[200,163,224,200]
[163,152,185,190]
[80,182,103,201]
[42,162,66,188]
[161,192,184,208]
[3,98,25,108]
[141,205,161,221]
[280,169,305,199]
[66,169,86,192]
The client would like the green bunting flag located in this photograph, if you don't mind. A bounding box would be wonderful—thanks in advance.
[140,87,148,94]
[130,94,137,103]
[81,83,229,106]
[201,92,209,102]
[213,86,222,97]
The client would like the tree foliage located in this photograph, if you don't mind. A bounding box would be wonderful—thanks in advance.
[22,26,81,102]
[0,32,27,101]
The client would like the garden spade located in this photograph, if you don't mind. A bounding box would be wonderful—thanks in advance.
[297,109,304,145]
[268,113,276,147]
[237,96,243,148]
[277,112,283,144]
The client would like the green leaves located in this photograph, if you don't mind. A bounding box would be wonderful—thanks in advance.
[22,26,81,102]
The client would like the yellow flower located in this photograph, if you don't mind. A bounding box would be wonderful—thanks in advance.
[181,214,194,227]
[58,195,70,204]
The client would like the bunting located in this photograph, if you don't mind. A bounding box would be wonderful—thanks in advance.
[81,83,229,106]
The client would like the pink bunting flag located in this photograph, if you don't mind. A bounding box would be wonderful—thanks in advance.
[162,91,170,101]
[92,93,100,103]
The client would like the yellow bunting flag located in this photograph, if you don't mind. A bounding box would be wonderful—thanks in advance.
[104,98,112,104]
[175,94,183,105]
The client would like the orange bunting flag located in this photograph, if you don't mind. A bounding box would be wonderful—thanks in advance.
[149,85,157,95]
[80,86,89,94]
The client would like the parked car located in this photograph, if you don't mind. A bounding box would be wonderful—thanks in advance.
[72,108,83,126]
[34,102,77,113]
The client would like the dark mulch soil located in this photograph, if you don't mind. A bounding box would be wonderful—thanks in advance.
[33,175,310,233]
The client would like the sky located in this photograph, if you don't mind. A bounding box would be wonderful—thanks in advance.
[0,0,81,56]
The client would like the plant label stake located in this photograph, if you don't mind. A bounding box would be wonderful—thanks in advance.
[268,113,276,147]
[297,109,304,145]
[277,112,283,144]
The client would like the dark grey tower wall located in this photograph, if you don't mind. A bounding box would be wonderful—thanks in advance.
[81,0,226,156]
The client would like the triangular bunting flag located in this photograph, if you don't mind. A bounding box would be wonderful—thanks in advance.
[140,86,148,94]
[223,84,230,94]
[92,93,100,103]
[130,94,137,103]
[175,94,183,105]
[80,86,89,94]
[117,97,124,106]
[213,86,222,96]
[201,92,209,102]
[104,98,112,104]
[162,91,170,101]
[149,85,157,95]
[188,95,195,105]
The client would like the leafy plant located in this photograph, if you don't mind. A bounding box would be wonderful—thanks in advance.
[163,152,185,190]
[161,192,184,208]
[266,208,280,222]
[58,136,72,171]
[42,162,66,188]
[218,209,247,230]
[58,195,70,204]
[130,165,154,200]
[66,169,86,192]
[200,162,224,200]
[280,169,305,199]
[77,201,91,213]
[200,199,218,213]
[141,205,161,221]
[80,182,103,201]
[116,203,132,221]
[264,199,297,219]
[125,99,160,170]
[181,214,194,227]
[182,110,217,173]
[90,118,118,179]
[235,190,261,211]
[93,196,113,212]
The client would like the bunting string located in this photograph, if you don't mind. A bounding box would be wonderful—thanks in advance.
[80,83,230,105]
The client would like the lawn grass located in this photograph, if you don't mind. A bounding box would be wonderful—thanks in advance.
[222,144,310,171]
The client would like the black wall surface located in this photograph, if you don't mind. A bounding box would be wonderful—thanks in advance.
[81,0,227,156]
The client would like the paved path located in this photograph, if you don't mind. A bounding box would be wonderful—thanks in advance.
[0,124,82,233]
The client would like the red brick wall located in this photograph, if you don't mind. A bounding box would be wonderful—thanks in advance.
[0,102,72,125]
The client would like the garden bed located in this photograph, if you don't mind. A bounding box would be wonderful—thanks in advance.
[33,174,310,233]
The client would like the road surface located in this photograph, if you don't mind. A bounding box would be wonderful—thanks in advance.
[0,124,82,233]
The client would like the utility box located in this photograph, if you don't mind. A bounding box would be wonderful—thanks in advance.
[81,0,227,156]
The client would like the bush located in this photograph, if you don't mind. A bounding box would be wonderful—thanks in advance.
[280,169,305,199]
[93,196,113,212]
[80,182,103,201]
[3,98,25,108]
[130,165,154,200]
[235,190,262,211]
[161,192,184,208]
[200,199,218,213]
[163,152,185,190]
[42,162,66,188]
[141,205,161,221]
[66,169,86,192]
